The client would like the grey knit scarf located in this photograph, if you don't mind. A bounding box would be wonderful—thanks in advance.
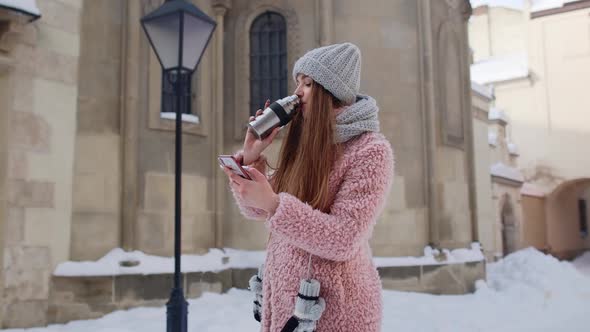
[334,94,380,143]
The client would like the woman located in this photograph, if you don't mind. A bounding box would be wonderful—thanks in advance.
[223,42,394,332]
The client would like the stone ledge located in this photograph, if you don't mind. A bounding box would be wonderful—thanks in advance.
[47,261,485,325]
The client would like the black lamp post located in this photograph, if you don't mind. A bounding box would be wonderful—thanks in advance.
[141,1,216,331]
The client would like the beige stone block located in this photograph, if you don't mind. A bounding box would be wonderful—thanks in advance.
[414,208,429,244]
[373,209,419,245]
[47,303,102,325]
[104,176,120,212]
[24,208,55,247]
[388,175,407,211]
[188,212,216,251]
[12,73,34,112]
[37,22,80,57]
[187,280,223,298]
[439,181,470,213]
[4,246,51,301]
[33,78,77,117]
[5,207,25,246]
[9,111,51,152]
[437,150,459,182]
[77,97,121,133]
[4,269,51,301]
[144,174,173,213]
[223,210,268,251]
[12,44,36,75]
[8,179,54,208]
[3,300,48,328]
[144,172,209,214]
[58,0,84,10]
[451,212,473,243]
[74,134,120,174]
[72,173,108,212]
[70,212,120,261]
[36,0,81,34]
[34,47,79,85]
[18,23,39,46]
[370,222,396,246]
[4,246,51,271]
[136,211,167,254]
[392,146,427,206]
[8,149,28,179]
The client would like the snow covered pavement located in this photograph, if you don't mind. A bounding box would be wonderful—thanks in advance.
[3,247,590,332]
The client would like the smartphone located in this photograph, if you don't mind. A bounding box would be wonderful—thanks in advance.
[218,155,252,180]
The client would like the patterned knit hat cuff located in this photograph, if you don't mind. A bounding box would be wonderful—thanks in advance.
[292,55,357,105]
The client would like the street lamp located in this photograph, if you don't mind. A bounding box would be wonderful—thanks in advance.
[140,1,216,332]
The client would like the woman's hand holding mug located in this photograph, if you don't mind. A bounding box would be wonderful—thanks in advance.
[238,99,282,165]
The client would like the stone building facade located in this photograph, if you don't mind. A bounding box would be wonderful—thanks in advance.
[0,0,493,328]
[469,0,590,259]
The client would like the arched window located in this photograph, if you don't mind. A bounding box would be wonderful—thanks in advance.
[249,12,287,116]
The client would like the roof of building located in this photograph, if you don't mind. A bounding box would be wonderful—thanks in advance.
[0,0,40,20]
[470,53,529,85]
[470,0,581,12]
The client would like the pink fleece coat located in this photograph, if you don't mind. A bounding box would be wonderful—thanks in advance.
[231,132,394,332]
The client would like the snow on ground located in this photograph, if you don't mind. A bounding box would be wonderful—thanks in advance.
[572,251,590,277]
[4,247,590,332]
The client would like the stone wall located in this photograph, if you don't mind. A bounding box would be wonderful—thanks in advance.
[471,85,497,262]
[0,0,84,328]
[70,0,124,261]
[47,261,485,325]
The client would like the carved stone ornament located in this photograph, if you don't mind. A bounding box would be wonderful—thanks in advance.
[445,0,473,22]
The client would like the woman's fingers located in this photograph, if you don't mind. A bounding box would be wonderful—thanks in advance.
[262,126,282,144]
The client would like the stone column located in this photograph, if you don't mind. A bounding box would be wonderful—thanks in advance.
[212,0,231,248]
[417,0,440,247]
[0,37,14,331]
[319,0,333,46]
[120,1,142,251]
[0,10,30,327]
[417,0,476,250]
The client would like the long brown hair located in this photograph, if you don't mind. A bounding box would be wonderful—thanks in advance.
[271,82,343,213]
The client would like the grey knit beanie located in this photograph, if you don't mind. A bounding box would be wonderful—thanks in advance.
[292,42,361,105]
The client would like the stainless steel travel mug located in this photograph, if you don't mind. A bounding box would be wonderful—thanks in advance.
[248,95,300,139]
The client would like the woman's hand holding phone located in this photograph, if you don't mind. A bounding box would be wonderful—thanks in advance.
[222,164,279,215]
[242,99,282,165]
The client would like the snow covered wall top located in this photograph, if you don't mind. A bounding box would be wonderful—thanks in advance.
[470,0,582,12]
[0,0,41,20]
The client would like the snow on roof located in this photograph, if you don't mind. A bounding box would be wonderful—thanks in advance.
[488,131,499,146]
[491,162,524,182]
[471,53,529,85]
[521,182,547,197]
[507,141,519,156]
[471,81,494,99]
[470,0,580,12]
[489,107,510,123]
[531,0,580,12]
[470,0,526,11]
[0,0,40,20]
